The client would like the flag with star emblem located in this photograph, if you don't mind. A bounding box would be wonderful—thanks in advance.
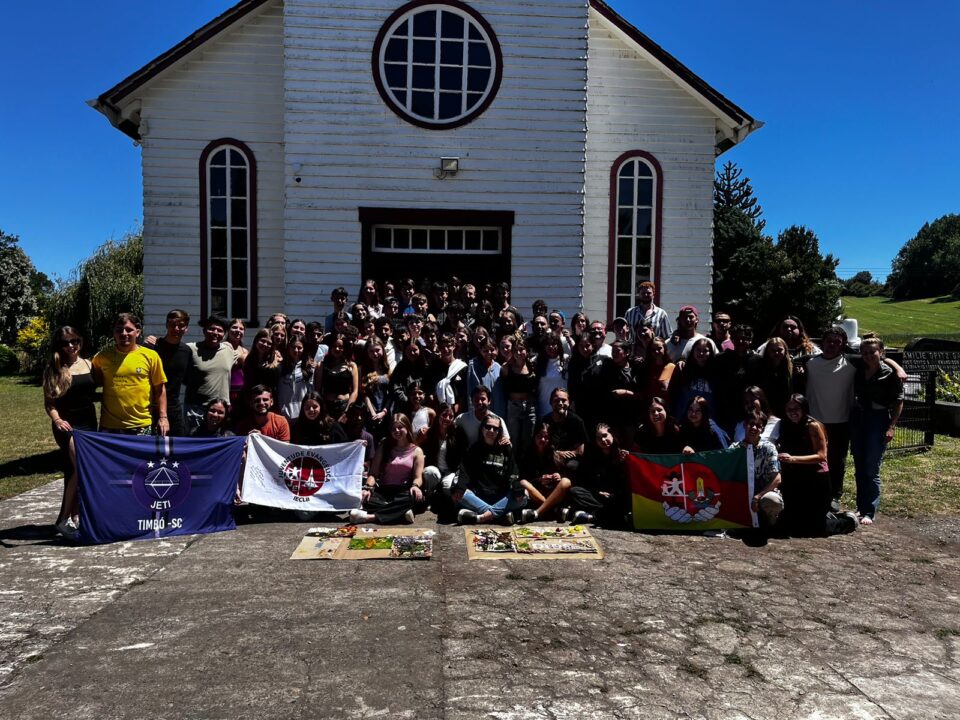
[627,448,757,531]
[74,430,246,545]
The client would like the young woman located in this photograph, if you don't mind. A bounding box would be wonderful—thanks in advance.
[349,302,370,331]
[570,312,590,347]
[850,335,904,525]
[289,318,307,342]
[668,337,717,421]
[732,386,781,443]
[276,337,314,422]
[678,395,729,454]
[190,398,235,438]
[642,337,676,407]
[766,315,820,361]
[292,391,348,445]
[351,414,424,525]
[421,403,459,503]
[43,326,98,540]
[389,340,429,412]
[358,337,392,435]
[776,393,854,536]
[568,423,628,527]
[269,322,288,358]
[227,318,248,407]
[358,278,383,319]
[754,336,793,418]
[315,332,358,422]
[406,381,436,442]
[518,423,572,522]
[242,329,280,398]
[633,396,683,454]
[452,414,526,525]
[501,338,539,459]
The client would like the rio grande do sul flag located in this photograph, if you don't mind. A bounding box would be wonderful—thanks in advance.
[74,430,246,545]
[628,447,757,531]
[241,435,365,511]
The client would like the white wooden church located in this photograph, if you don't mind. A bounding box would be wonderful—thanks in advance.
[92,0,759,330]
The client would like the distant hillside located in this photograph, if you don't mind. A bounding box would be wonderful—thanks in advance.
[840,295,960,347]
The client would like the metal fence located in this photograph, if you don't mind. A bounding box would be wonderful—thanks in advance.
[888,370,936,454]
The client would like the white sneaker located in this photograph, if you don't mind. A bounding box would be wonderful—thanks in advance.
[349,508,373,523]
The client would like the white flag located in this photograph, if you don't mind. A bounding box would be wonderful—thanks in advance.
[241,436,365,511]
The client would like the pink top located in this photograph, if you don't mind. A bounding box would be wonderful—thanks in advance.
[380,445,417,488]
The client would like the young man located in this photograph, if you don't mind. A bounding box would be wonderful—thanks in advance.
[235,385,290,440]
[665,305,717,362]
[184,315,237,433]
[538,387,587,474]
[324,287,351,333]
[455,385,510,446]
[709,311,735,351]
[428,332,469,414]
[729,410,783,528]
[624,281,672,340]
[93,313,168,435]
[145,309,193,436]
[467,338,501,410]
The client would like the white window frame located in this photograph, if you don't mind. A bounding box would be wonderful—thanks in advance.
[377,3,499,126]
[205,145,252,321]
[612,157,658,319]
[371,225,502,255]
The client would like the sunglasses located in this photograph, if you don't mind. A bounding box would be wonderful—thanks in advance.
[482,424,500,432]
[61,338,81,347]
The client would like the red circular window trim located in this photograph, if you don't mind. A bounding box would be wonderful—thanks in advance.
[371,0,504,131]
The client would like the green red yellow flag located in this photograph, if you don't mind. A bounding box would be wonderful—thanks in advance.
[628,447,757,531]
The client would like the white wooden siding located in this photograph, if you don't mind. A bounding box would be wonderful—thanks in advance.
[137,1,285,333]
[584,9,717,324]
[281,0,588,320]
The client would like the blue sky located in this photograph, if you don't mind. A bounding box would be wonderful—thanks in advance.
[1,1,957,282]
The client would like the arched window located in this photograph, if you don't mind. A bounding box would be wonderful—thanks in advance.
[200,139,257,322]
[608,151,663,319]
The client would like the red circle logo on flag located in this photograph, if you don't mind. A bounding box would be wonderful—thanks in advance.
[280,453,329,497]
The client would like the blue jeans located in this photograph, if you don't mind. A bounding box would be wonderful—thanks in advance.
[458,489,526,519]
[850,406,890,519]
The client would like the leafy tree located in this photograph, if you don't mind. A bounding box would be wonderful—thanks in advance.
[0,230,39,345]
[887,214,960,299]
[841,271,884,298]
[714,161,765,231]
[713,170,842,337]
[46,231,143,354]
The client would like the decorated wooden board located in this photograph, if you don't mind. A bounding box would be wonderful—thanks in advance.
[465,526,604,561]
[291,527,434,560]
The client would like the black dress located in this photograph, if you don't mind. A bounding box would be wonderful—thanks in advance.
[52,364,99,475]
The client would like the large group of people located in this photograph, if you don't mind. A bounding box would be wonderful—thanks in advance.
[42,278,905,541]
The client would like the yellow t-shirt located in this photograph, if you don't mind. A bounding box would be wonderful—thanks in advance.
[93,345,167,429]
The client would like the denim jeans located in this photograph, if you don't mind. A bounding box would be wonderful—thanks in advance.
[458,489,526,519]
[850,406,890,519]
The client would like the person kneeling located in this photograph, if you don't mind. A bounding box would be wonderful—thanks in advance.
[452,415,526,525]
[350,414,424,525]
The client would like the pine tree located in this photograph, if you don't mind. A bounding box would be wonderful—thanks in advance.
[713,161,765,231]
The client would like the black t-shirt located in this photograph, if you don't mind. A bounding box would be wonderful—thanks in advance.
[146,339,192,406]
[539,411,587,451]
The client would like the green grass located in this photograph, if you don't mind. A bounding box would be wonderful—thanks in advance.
[840,295,960,348]
[841,436,960,518]
[0,376,62,500]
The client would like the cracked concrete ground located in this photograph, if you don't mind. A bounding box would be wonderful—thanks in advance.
[1,480,958,719]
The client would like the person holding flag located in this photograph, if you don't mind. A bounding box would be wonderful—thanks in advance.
[730,409,783,529]
[92,313,168,436]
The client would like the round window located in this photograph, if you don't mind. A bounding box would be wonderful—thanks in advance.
[373,1,503,129]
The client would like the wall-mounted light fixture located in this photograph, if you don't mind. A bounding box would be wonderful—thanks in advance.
[434,157,460,180]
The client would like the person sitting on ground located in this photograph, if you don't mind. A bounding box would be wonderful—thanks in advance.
[421,403,460,507]
[567,423,629,527]
[678,395,729,454]
[776,393,858,536]
[190,398,235,438]
[351,413,424,525]
[235,385,290,441]
[730,409,783,530]
[518,423,572,523]
[452,414,526,525]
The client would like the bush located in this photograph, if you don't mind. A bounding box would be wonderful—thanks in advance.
[939,370,960,404]
[0,344,19,375]
[16,316,48,373]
